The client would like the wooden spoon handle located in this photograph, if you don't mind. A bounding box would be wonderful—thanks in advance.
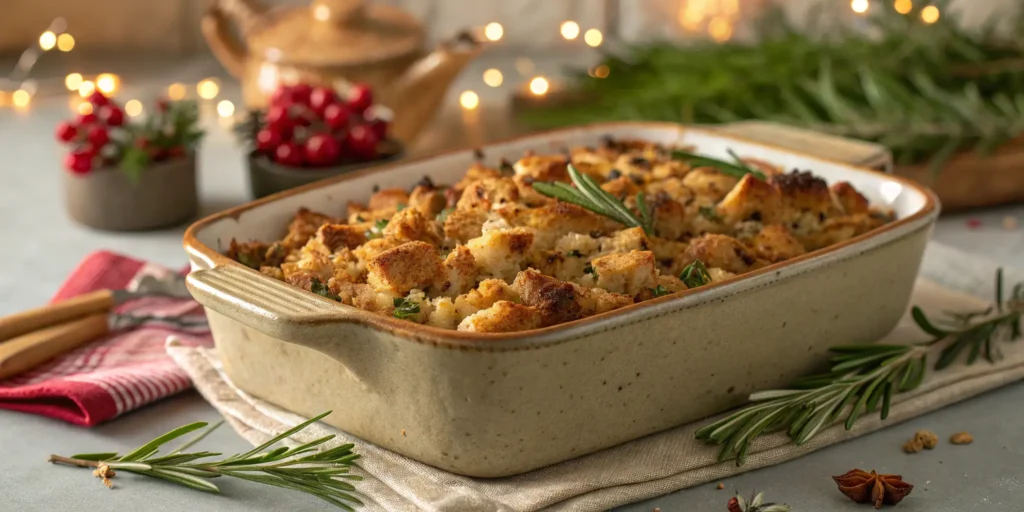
[0,289,114,343]
[0,313,110,380]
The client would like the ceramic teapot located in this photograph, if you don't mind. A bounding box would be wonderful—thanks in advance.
[202,0,483,143]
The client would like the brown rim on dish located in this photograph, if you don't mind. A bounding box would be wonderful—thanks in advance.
[183,122,940,348]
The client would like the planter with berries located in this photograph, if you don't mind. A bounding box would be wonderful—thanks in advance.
[237,82,403,199]
[57,93,204,231]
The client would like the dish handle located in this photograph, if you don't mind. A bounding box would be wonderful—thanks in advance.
[186,265,348,343]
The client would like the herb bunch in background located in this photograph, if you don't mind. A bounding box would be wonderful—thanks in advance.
[519,0,1024,171]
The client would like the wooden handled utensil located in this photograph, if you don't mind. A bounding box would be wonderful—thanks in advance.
[0,275,191,343]
[0,274,194,380]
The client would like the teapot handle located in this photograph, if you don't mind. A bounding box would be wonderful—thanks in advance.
[201,0,265,78]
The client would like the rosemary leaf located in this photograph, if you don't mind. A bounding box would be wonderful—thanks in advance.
[531,164,653,235]
[670,150,767,181]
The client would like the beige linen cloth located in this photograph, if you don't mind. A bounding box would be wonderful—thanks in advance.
[167,243,1024,512]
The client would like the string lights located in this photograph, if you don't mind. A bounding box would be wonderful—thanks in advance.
[851,0,870,14]
[921,5,940,23]
[459,90,480,110]
[894,0,913,14]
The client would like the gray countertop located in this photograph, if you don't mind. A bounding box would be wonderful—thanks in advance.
[2,55,1023,512]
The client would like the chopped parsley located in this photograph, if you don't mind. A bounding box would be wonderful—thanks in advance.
[567,250,583,258]
[436,207,455,223]
[651,285,670,297]
[365,218,389,240]
[680,259,712,288]
[698,205,723,222]
[584,264,596,276]
[310,278,340,301]
[393,297,421,319]
[396,203,408,211]
[237,252,261,269]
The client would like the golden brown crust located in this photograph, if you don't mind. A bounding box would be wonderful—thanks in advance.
[226,139,891,332]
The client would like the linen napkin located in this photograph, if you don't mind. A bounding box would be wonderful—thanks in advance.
[0,251,212,426]
[167,243,1024,512]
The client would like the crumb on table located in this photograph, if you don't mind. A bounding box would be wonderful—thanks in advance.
[950,431,973,445]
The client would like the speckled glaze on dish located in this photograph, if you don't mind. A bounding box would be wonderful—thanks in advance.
[183,123,939,478]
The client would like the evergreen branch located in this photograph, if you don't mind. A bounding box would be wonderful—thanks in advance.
[49,411,362,509]
[696,269,1023,465]
[518,1,1024,173]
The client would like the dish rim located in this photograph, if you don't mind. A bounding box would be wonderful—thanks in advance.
[183,121,940,348]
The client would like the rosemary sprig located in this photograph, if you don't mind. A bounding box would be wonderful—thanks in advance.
[697,269,1023,465]
[532,164,654,235]
[671,150,767,181]
[681,259,712,288]
[49,412,363,510]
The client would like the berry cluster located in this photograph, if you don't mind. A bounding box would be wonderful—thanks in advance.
[55,92,200,177]
[54,92,125,175]
[254,83,389,168]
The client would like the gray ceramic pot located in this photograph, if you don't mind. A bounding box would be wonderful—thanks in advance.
[63,155,198,232]
[247,143,404,199]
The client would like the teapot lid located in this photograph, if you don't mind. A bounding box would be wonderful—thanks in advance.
[250,0,424,67]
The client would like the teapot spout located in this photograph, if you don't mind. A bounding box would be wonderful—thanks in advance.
[386,35,483,144]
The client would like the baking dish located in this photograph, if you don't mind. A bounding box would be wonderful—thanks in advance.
[183,122,939,477]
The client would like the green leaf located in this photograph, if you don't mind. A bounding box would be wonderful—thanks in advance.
[310,279,340,301]
[140,468,220,493]
[912,306,949,337]
[392,297,421,320]
[167,421,223,456]
[235,411,332,461]
[680,259,712,288]
[68,452,118,460]
[119,422,208,462]
[698,205,723,222]
[670,150,766,180]
[650,285,670,298]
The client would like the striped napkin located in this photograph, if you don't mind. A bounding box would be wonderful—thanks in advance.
[0,251,212,426]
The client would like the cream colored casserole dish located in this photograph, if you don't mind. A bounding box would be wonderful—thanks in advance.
[184,123,939,478]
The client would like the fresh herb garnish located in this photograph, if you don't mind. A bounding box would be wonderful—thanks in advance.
[583,264,596,276]
[236,252,261,270]
[48,411,362,509]
[365,218,389,240]
[670,149,766,181]
[532,164,654,235]
[310,278,340,301]
[567,250,583,258]
[396,203,408,211]
[436,208,455,223]
[392,297,421,319]
[651,285,670,297]
[697,269,1023,466]
[698,205,724,222]
[680,259,712,288]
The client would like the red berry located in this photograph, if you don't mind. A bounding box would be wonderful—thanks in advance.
[55,121,78,143]
[274,141,304,166]
[256,128,281,152]
[77,112,98,126]
[290,84,313,106]
[308,87,338,116]
[99,105,124,127]
[346,124,379,160]
[269,85,294,106]
[150,148,168,162]
[265,105,293,130]
[86,125,110,147]
[367,118,388,140]
[347,84,374,114]
[87,91,109,106]
[64,149,93,175]
[157,100,171,112]
[323,103,351,130]
[304,133,341,166]
[168,146,186,158]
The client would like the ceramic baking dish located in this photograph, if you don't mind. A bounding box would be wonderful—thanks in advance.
[183,122,939,478]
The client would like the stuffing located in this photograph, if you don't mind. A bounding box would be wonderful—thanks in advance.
[228,138,891,331]
[511,269,584,326]
[749,224,807,263]
[457,301,544,333]
[315,224,368,252]
[382,207,443,246]
[366,241,445,294]
[682,167,739,201]
[465,228,534,281]
[683,234,763,274]
[590,250,658,296]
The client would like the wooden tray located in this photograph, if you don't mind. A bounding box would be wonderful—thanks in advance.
[895,138,1024,212]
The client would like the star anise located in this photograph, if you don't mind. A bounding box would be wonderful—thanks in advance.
[833,469,914,509]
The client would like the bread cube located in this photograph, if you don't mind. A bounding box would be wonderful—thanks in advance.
[366,241,444,294]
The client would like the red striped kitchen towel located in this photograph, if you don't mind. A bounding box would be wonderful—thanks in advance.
[0,250,212,426]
